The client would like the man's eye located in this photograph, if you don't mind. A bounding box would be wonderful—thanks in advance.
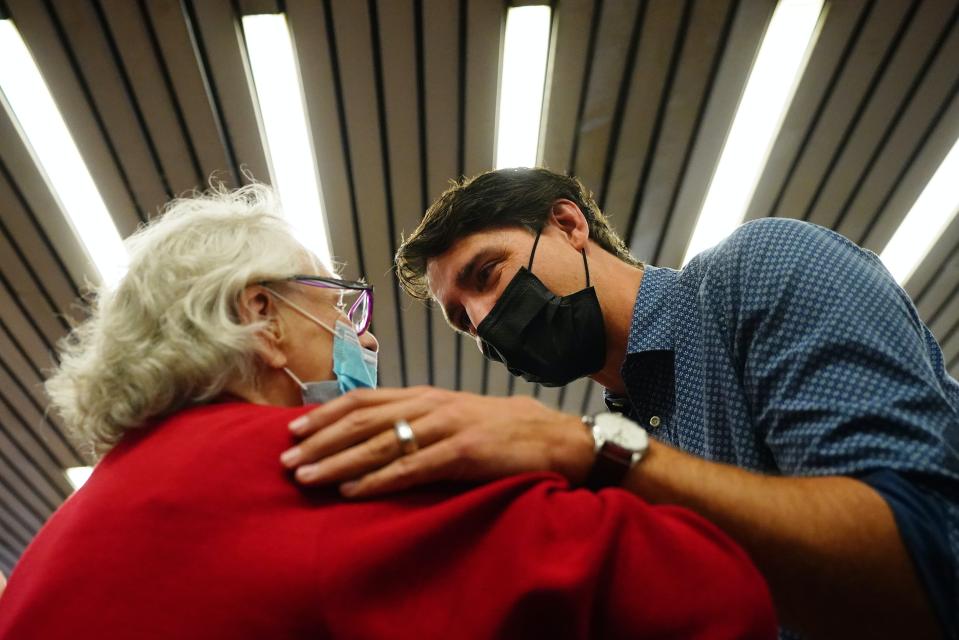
[477,262,495,288]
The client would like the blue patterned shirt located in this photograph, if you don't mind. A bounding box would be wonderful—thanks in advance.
[606,218,959,636]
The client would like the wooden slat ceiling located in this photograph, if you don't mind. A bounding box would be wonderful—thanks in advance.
[0,0,957,574]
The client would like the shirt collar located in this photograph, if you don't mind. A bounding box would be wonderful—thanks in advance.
[625,264,679,355]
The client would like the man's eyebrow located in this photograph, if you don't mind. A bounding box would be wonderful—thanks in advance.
[455,247,501,289]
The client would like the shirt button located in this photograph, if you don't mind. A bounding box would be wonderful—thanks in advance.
[648,416,661,428]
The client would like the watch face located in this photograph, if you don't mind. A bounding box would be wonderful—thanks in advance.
[595,414,648,451]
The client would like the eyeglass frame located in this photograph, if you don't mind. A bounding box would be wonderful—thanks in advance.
[258,275,375,335]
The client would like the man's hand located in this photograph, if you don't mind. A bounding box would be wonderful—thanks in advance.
[279,386,595,497]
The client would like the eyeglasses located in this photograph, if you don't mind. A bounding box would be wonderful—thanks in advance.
[263,275,374,335]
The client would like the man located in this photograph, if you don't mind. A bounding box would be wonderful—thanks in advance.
[280,168,958,638]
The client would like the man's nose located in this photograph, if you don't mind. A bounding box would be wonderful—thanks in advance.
[359,330,379,352]
[464,295,497,334]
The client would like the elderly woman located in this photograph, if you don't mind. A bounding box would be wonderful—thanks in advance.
[0,185,775,639]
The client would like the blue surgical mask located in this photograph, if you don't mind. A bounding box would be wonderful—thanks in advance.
[332,319,378,393]
[284,376,342,404]
[267,289,378,404]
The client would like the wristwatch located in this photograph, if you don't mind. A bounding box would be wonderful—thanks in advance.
[582,412,649,490]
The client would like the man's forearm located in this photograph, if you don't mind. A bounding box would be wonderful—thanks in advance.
[624,440,940,639]
[280,386,942,637]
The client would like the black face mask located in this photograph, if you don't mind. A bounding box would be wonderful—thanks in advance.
[476,229,606,387]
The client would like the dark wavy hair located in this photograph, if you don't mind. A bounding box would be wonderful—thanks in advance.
[395,167,641,300]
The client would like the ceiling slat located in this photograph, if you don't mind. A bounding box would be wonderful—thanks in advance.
[419,0,465,394]
[375,0,431,388]
[798,0,925,227]
[101,0,206,195]
[144,0,238,188]
[838,10,959,245]
[604,0,688,244]
[0,489,39,551]
[912,226,959,318]
[0,542,20,576]
[48,0,173,213]
[644,0,773,267]
[0,505,33,551]
[746,0,872,226]
[285,0,362,279]
[6,0,145,230]
[237,0,280,15]
[0,67,116,291]
[457,0,501,399]
[763,2,915,224]
[153,0,240,187]
[185,0,271,184]
[540,0,595,173]
[0,396,72,502]
[940,325,959,370]
[0,349,83,467]
[626,0,741,262]
[0,179,79,330]
[806,0,956,231]
[325,0,404,388]
[0,433,57,521]
[567,0,641,202]
[0,277,60,373]
[0,358,79,471]
[860,88,959,253]
[462,0,499,176]
[412,0,435,387]
[928,286,959,344]
[368,0,413,388]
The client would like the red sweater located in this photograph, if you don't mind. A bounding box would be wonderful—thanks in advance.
[0,402,776,639]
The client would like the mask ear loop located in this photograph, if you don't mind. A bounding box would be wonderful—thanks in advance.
[582,248,590,288]
[283,367,308,391]
[527,226,591,287]
[528,228,543,271]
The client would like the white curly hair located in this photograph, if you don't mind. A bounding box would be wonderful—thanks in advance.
[45,183,323,457]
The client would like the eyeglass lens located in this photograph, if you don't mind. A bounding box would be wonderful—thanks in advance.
[348,291,370,334]
[294,278,371,335]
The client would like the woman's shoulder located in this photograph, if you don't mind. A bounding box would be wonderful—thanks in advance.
[88,402,317,507]
[107,401,312,459]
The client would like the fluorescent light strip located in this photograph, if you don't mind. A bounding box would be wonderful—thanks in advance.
[65,466,94,491]
[682,0,824,264]
[880,134,959,285]
[494,5,552,169]
[242,14,332,271]
[0,21,127,287]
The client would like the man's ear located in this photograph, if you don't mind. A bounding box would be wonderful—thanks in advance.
[548,199,590,251]
[237,285,287,369]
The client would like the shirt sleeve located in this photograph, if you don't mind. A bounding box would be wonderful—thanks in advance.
[859,470,957,638]
[312,473,777,640]
[707,218,959,635]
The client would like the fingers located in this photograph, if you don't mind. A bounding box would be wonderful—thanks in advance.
[339,437,464,498]
[292,413,446,486]
[281,395,433,470]
[288,386,435,436]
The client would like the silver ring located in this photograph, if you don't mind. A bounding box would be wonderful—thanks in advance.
[393,419,419,456]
